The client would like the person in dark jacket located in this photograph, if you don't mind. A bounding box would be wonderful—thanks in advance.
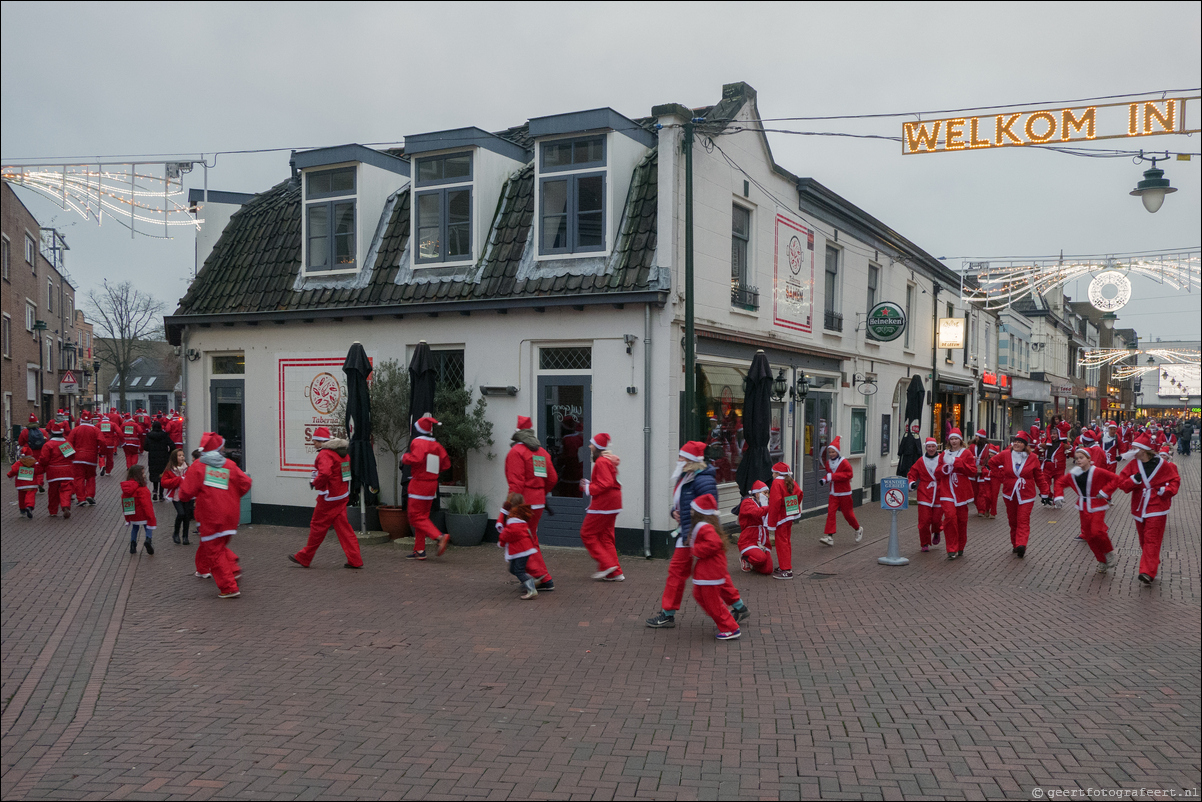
[144,421,174,501]
[896,420,922,478]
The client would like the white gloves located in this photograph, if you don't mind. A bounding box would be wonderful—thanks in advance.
[1053,497,1064,509]
[1157,486,1166,496]
[580,479,590,495]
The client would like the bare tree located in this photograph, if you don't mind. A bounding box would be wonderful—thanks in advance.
[87,281,166,410]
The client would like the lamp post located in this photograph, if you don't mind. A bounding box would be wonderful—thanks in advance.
[1130,152,1177,213]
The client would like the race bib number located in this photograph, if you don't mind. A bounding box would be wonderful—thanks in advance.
[122,497,135,515]
[17,466,34,482]
[341,462,351,483]
[100,421,111,432]
[532,455,547,478]
[784,495,800,516]
[425,454,440,475]
[124,425,134,435]
[203,466,230,490]
[58,441,76,458]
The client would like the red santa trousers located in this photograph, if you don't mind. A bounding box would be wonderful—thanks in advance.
[73,464,96,501]
[660,547,693,611]
[940,501,969,553]
[580,512,621,575]
[692,581,739,631]
[1077,510,1114,563]
[524,508,552,582]
[741,545,773,574]
[295,498,363,567]
[47,480,73,515]
[18,488,37,511]
[973,480,997,516]
[824,496,860,536]
[407,496,443,553]
[123,447,140,469]
[1003,497,1033,548]
[916,505,939,548]
[196,530,239,595]
[1135,517,1167,579]
[774,521,794,571]
[101,446,116,475]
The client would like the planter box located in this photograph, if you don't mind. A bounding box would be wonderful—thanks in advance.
[445,513,487,547]
[377,506,410,540]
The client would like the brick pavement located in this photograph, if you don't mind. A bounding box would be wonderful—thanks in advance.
[2,452,1199,800]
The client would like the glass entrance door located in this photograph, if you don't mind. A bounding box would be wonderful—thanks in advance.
[537,375,591,547]
[210,379,250,523]
[800,392,834,510]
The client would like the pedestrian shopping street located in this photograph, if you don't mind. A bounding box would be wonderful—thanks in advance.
[1,451,1199,801]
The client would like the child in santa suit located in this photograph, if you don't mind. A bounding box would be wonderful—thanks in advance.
[737,481,773,575]
[401,416,451,561]
[179,432,252,598]
[67,410,101,506]
[580,432,624,581]
[646,442,717,628]
[498,493,541,599]
[38,421,77,519]
[688,493,747,640]
[121,465,157,555]
[987,431,1050,558]
[1116,433,1180,585]
[288,427,363,570]
[501,416,558,590]
[939,429,974,560]
[767,461,803,578]
[906,437,943,552]
[8,446,42,519]
[819,438,863,547]
[968,429,999,518]
[121,416,143,469]
[159,449,193,544]
[1053,446,1119,573]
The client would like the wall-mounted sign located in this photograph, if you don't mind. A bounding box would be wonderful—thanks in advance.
[1051,383,1074,396]
[772,212,814,334]
[902,97,1199,155]
[1087,271,1132,312]
[937,318,965,349]
[982,371,998,386]
[866,301,907,342]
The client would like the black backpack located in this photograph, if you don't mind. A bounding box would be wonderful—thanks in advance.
[27,427,46,452]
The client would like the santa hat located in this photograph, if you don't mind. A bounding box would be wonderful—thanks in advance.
[1011,431,1031,444]
[827,436,842,456]
[80,410,91,421]
[516,415,533,432]
[48,421,67,435]
[200,432,225,452]
[28,414,38,424]
[678,441,706,462]
[312,426,331,442]
[1073,445,1093,457]
[414,416,439,435]
[772,461,791,474]
[1131,433,1155,452]
[947,428,963,442]
[975,429,988,439]
[1106,421,1118,429]
[1079,429,1096,443]
[21,445,34,457]
[924,437,938,448]
[690,493,719,516]
[750,480,769,494]
[590,432,611,449]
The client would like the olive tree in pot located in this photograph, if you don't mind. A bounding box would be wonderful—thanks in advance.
[368,360,411,539]
[435,383,494,546]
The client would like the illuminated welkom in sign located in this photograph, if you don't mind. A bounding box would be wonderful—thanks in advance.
[902,98,1200,154]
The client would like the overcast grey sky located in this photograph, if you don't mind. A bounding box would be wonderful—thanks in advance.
[3,2,1199,340]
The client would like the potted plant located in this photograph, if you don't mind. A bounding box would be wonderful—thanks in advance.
[367,359,411,539]
[434,383,495,545]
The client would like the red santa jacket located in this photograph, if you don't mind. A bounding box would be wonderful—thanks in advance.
[906,455,941,506]
[1053,465,1119,513]
[402,435,450,500]
[97,415,119,448]
[8,454,43,490]
[939,448,974,506]
[736,497,769,556]
[583,453,621,514]
[965,443,1000,482]
[160,464,187,502]
[312,441,351,503]
[17,426,47,450]
[121,420,143,450]
[67,422,101,466]
[38,436,77,483]
[504,441,558,509]
[1041,436,1067,474]
[987,448,1050,503]
[820,456,854,497]
[1117,456,1180,521]
[765,477,802,531]
[690,522,732,586]
[120,480,157,526]
[166,417,184,446]
[499,517,538,561]
[179,457,252,537]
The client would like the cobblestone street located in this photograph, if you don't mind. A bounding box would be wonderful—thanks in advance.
[2,453,1199,800]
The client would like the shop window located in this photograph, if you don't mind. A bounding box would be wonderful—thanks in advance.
[539,347,591,371]
[696,363,747,485]
[850,407,867,454]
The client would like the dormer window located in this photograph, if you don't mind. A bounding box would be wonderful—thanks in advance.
[414,152,473,264]
[539,136,606,255]
[305,167,357,272]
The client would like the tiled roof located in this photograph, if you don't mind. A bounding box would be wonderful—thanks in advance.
[170,148,662,327]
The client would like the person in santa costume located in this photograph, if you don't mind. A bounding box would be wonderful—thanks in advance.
[17,413,47,452]
[967,429,1000,519]
[646,441,719,628]
[736,480,773,575]
[1116,433,1180,585]
[936,429,974,560]
[1038,422,1068,503]
[580,432,624,581]
[401,416,451,561]
[987,431,1050,558]
[100,410,122,475]
[67,409,101,506]
[765,461,803,577]
[498,493,541,599]
[120,464,157,555]
[166,412,184,451]
[906,437,943,552]
[1101,422,1122,470]
[501,416,558,590]
[179,432,252,598]
[288,427,363,570]
[121,415,144,469]
[38,421,77,519]
[1053,446,1119,574]
[819,438,863,547]
[8,446,43,519]
[687,493,747,640]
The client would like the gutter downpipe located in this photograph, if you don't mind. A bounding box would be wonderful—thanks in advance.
[643,303,652,558]
[683,120,696,442]
[931,282,941,438]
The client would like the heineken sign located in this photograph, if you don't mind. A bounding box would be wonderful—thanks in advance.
[866,301,907,342]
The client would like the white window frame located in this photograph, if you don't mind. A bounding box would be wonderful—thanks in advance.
[46,279,54,313]
[1,234,10,281]
[301,165,359,277]
[26,301,36,334]
[25,232,36,267]
[535,134,611,260]
[2,313,10,358]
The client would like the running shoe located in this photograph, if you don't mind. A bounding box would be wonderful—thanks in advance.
[716,628,741,640]
[436,534,450,557]
[772,569,794,580]
[217,591,241,599]
[645,612,676,628]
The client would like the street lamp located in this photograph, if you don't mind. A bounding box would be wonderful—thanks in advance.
[772,369,788,402]
[1130,153,1177,213]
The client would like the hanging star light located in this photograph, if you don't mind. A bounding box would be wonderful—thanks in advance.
[0,161,202,238]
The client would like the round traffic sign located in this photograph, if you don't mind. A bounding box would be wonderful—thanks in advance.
[884,488,906,509]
